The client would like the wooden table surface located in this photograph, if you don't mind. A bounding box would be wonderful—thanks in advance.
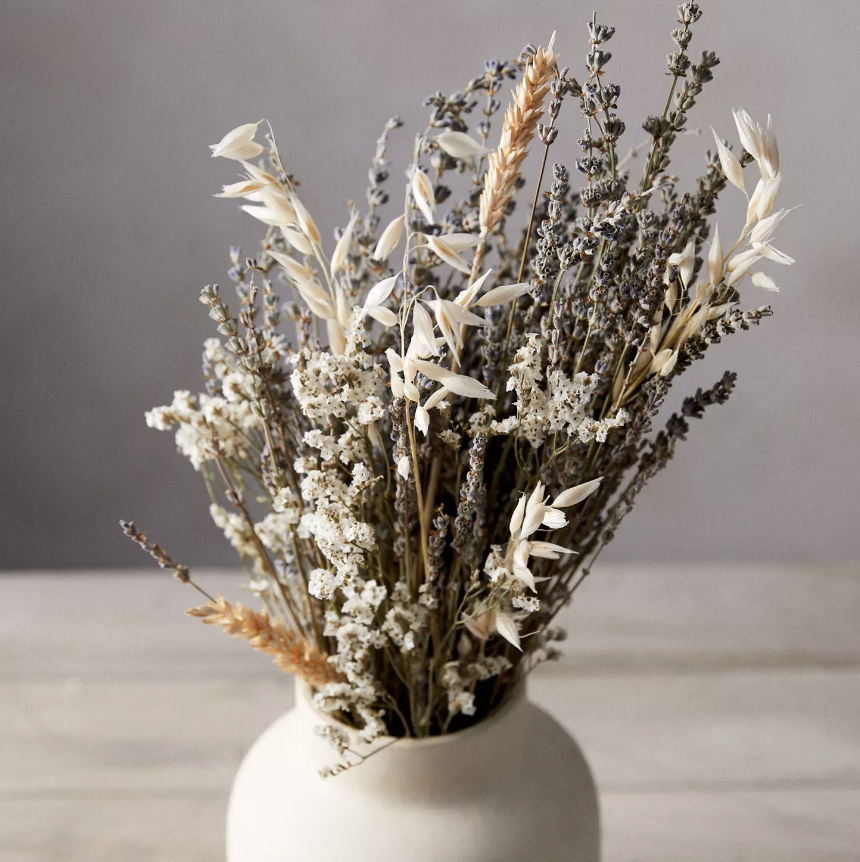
[2,565,859,861]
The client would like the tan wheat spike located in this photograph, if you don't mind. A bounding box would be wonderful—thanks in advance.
[187,595,340,688]
[479,38,558,238]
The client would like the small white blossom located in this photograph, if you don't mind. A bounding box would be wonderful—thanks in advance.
[512,595,541,613]
[315,723,350,755]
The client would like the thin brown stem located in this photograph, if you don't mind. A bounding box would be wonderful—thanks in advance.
[213,454,307,639]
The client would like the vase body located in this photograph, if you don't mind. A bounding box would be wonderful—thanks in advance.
[226,681,600,862]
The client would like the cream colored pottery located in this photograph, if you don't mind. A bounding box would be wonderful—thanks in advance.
[226,681,600,861]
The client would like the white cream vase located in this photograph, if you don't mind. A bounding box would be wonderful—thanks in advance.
[227,681,600,861]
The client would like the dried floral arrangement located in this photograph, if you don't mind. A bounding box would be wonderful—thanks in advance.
[123,3,794,758]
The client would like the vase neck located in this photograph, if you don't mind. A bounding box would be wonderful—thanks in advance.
[293,680,533,798]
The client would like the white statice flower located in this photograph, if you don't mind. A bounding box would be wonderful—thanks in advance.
[438,429,462,450]
[317,577,389,743]
[255,512,297,555]
[350,462,375,492]
[354,705,387,743]
[304,428,343,464]
[221,371,253,404]
[548,370,628,443]
[489,415,518,436]
[315,723,350,756]
[308,568,341,601]
[498,334,549,446]
[314,682,356,714]
[441,654,512,718]
[289,342,385,426]
[380,583,426,655]
[145,390,259,470]
[202,337,236,380]
[300,467,376,593]
[496,335,630,447]
[301,424,372,469]
[293,455,317,475]
[295,425,377,597]
[508,332,544,391]
[576,408,630,443]
[546,370,599,439]
[418,582,438,609]
[244,576,273,598]
[512,595,541,612]
[209,504,265,573]
[448,691,477,717]
[272,487,301,522]
[341,580,387,625]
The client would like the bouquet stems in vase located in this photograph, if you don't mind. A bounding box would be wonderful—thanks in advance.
[123,4,794,859]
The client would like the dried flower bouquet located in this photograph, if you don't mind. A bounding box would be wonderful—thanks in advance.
[123,4,794,754]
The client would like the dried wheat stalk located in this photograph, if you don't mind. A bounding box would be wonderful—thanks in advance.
[187,595,341,687]
[478,37,558,239]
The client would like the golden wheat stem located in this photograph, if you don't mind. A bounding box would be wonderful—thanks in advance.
[450,40,558,376]
[187,595,340,688]
[478,39,558,241]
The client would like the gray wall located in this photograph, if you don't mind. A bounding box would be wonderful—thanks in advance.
[1,0,857,570]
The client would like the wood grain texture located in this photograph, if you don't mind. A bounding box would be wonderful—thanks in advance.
[4,791,858,862]
[2,672,858,794]
[1,567,858,860]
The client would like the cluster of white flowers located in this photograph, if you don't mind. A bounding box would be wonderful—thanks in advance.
[494,335,629,446]
[298,456,377,600]
[209,504,263,572]
[255,511,299,556]
[317,577,389,742]
[381,583,427,654]
[314,722,350,756]
[145,389,260,470]
[271,486,301,521]
[441,654,512,718]
[289,344,385,426]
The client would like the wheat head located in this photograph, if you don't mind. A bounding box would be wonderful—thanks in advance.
[187,595,340,688]
[479,39,558,238]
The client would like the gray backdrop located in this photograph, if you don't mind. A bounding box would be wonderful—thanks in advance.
[2,0,857,570]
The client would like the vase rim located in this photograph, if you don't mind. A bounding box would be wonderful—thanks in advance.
[297,679,526,749]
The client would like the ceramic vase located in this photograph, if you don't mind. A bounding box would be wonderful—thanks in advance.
[227,681,600,861]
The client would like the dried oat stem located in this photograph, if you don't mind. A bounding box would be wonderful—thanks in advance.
[452,41,557,374]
